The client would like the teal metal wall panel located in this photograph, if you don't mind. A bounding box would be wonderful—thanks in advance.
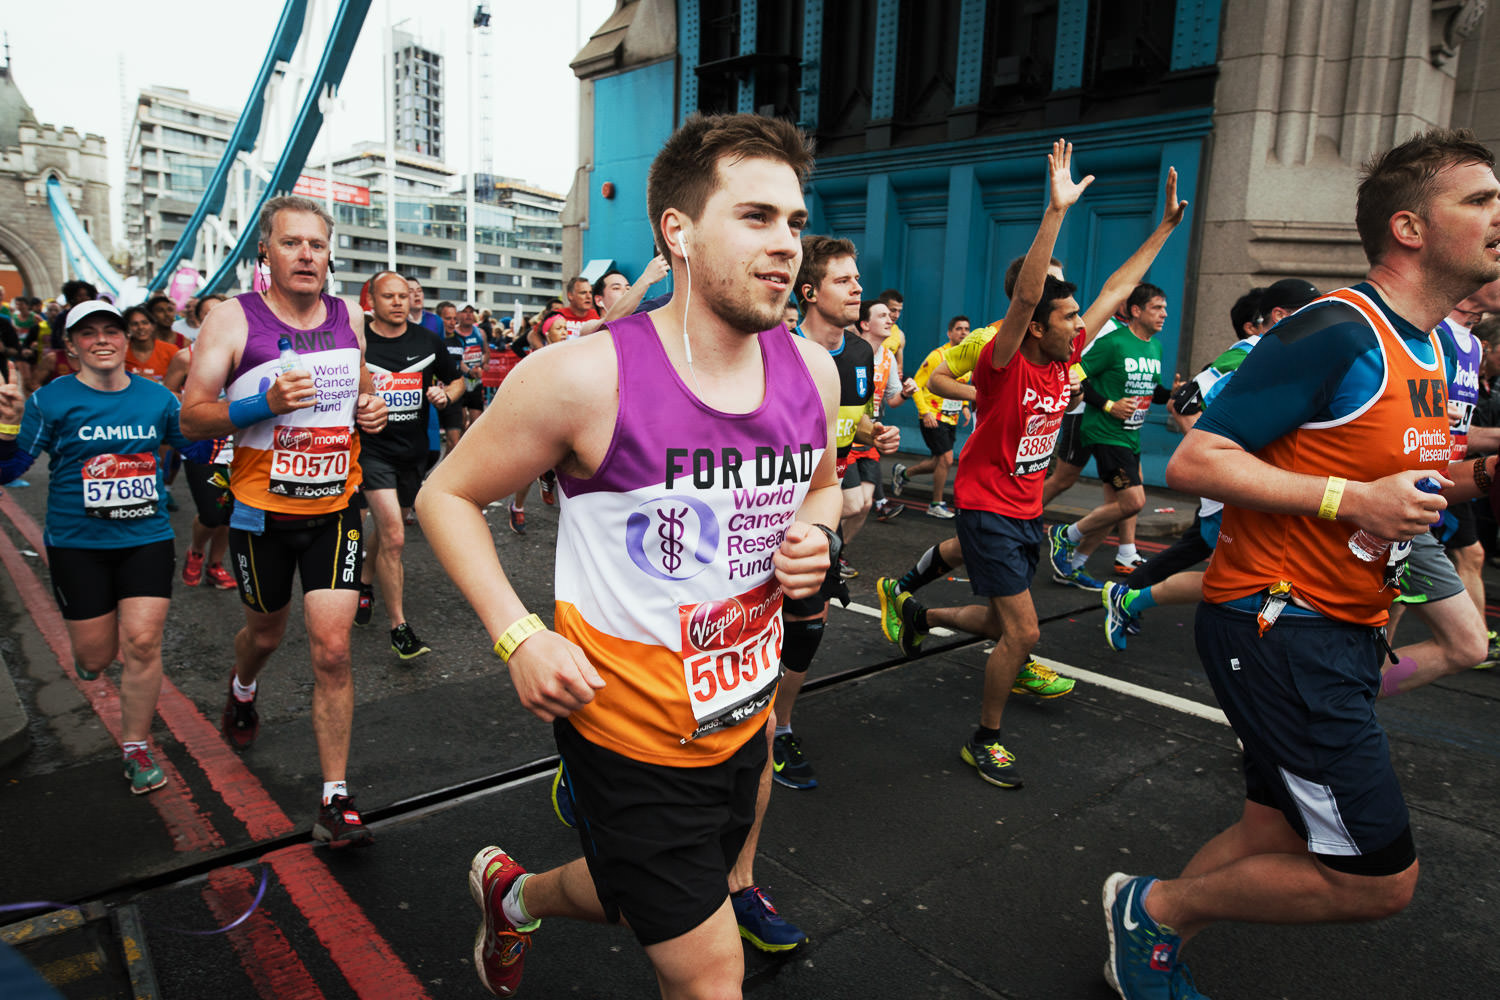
[799,0,823,129]
[953,0,987,106]
[1053,0,1089,90]
[804,110,1211,483]
[738,1,758,113]
[1171,0,1223,71]
[870,0,900,120]
[586,61,681,290]
[679,0,699,120]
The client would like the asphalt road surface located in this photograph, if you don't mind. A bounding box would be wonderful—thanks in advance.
[1,461,1497,999]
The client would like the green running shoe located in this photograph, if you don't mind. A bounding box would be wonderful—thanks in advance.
[877,576,903,644]
[1012,658,1075,698]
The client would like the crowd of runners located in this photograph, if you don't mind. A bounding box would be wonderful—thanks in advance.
[3,111,1499,1000]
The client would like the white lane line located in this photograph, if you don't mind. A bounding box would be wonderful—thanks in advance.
[1033,656,1229,727]
[836,602,1228,727]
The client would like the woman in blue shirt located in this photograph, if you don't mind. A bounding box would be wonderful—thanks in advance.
[0,301,191,795]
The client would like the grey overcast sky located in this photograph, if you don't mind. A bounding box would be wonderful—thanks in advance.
[5,0,616,245]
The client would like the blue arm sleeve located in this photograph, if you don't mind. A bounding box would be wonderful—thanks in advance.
[0,440,36,482]
[1196,305,1378,453]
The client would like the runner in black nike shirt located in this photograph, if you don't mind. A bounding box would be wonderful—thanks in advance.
[357,272,464,658]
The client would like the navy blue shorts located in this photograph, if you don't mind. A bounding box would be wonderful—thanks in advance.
[1195,601,1415,876]
[954,508,1043,598]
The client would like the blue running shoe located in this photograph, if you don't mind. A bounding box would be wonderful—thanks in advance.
[1046,523,1076,580]
[1103,584,1134,651]
[550,762,575,828]
[1103,873,1204,999]
[731,885,807,953]
[1055,564,1107,591]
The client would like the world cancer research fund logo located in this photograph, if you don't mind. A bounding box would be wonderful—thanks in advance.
[625,496,720,581]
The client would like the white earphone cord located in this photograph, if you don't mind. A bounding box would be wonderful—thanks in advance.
[681,250,704,396]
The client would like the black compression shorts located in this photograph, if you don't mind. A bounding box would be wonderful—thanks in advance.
[48,539,175,620]
[228,506,363,614]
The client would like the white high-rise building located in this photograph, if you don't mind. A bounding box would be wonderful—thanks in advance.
[392,26,443,160]
[124,87,235,279]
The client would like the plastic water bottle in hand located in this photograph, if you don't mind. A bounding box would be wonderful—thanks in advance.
[277,336,306,376]
[1347,476,1443,562]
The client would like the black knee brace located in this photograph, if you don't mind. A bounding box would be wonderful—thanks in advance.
[780,618,825,674]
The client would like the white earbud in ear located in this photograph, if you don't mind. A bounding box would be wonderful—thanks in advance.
[680,236,691,260]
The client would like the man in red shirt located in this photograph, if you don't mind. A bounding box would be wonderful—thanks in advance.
[553,276,600,341]
[884,140,1092,790]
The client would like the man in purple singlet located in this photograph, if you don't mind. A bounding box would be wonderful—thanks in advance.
[419,114,844,998]
[182,195,388,848]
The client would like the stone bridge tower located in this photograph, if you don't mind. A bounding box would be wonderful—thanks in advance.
[0,61,111,298]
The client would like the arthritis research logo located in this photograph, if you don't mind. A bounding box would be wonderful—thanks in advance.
[626,495,720,581]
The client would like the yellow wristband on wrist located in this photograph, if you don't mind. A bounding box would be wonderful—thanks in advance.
[0,423,20,436]
[1318,476,1346,520]
[494,613,546,663]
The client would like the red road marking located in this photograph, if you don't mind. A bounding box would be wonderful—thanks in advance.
[2,491,429,994]
[204,867,322,1000]
[267,846,433,999]
[153,685,297,841]
[0,526,223,852]
[3,490,293,839]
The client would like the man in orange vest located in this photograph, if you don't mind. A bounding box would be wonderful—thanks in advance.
[1102,129,1500,999]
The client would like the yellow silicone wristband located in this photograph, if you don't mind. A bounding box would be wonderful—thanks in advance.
[494,613,546,663]
[1318,476,1345,520]
[0,423,20,436]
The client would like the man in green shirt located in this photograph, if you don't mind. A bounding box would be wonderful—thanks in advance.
[1048,283,1176,588]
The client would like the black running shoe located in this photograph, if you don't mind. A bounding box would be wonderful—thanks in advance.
[772,732,818,789]
[354,584,374,627]
[313,794,374,848]
[894,590,928,658]
[221,682,259,751]
[391,622,431,661]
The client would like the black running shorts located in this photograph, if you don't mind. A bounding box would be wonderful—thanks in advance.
[1091,443,1143,490]
[1055,411,1089,467]
[555,718,764,946]
[461,386,486,412]
[437,401,465,431]
[183,461,233,529]
[359,452,424,509]
[228,506,363,614]
[919,420,957,457]
[1196,601,1416,876]
[48,539,174,620]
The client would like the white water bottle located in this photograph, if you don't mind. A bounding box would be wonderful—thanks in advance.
[1347,476,1443,561]
[276,336,305,376]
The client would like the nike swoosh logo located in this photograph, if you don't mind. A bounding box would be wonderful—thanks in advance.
[1121,882,1139,931]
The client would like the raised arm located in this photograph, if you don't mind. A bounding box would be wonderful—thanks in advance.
[1079,166,1188,341]
[989,139,1094,370]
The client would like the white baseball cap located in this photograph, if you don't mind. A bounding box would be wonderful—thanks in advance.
[65,300,127,332]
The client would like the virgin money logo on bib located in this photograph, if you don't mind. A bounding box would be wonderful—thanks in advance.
[275,426,314,450]
[370,372,394,391]
[626,495,720,582]
[687,599,746,651]
[84,454,118,478]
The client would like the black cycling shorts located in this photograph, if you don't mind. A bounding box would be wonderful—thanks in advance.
[555,718,764,946]
[48,539,175,620]
[228,506,363,614]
